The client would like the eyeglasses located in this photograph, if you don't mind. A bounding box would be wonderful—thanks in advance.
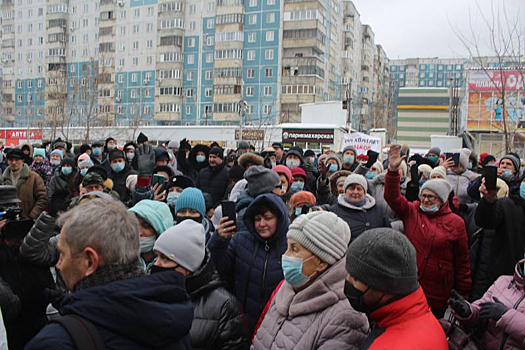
[420,194,437,201]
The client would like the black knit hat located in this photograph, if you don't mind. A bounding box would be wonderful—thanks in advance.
[80,144,92,154]
[153,165,174,178]
[345,228,419,296]
[137,132,148,144]
[109,149,125,162]
[166,175,195,191]
[229,165,245,181]
[209,146,224,160]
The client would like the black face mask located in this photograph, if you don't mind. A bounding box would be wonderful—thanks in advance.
[175,216,202,225]
[150,264,179,275]
[344,280,385,314]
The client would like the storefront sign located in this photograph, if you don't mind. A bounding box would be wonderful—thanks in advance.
[341,132,381,155]
[235,129,265,141]
[282,129,334,143]
[468,70,525,92]
[0,129,43,147]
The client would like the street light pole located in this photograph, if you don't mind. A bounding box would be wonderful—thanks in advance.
[239,99,246,142]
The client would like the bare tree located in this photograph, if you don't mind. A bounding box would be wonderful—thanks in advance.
[451,0,525,153]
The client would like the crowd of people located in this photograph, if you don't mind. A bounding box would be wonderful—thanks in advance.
[0,134,524,349]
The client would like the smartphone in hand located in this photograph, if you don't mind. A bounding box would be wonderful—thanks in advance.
[222,200,236,226]
[484,165,498,190]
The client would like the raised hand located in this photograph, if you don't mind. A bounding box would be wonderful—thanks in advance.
[136,144,156,176]
[388,145,406,172]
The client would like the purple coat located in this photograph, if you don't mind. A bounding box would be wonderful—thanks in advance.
[456,259,525,349]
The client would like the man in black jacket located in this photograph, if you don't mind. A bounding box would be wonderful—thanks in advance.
[153,219,249,350]
[197,146,229,207]
[108,149,137,204]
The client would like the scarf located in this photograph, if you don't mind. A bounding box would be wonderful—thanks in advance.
[73,262,145,292]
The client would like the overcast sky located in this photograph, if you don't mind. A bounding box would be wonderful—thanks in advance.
[352,0,523,60]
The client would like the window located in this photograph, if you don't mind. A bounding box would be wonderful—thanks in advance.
[206,53,213,63]
[207,19,214,29]
[266,12,275,23]
[248,33,256,42]
[148,7,154,16]
[249,0,257,6]
[134,8,140,17]
[132,24,140,34]
[265,49,274,60]
[247,68,255,78]
[188,38,196,47]
[187,72,194,81]
[205,88,212,97]
[147,23,153,32]
[189,21,195,30]
[189,5,196,13]
[186,88,194,97]
[248,14,257,25]
[147,40,153,48]
[266,31,274,41]
[264,105,272,114]
[132,41,139,50]
[205,70,212,80]
[247,50,255,61]
[187,54,194,64]
[206,36,214,46]
[264,86,272,96]
[267,0,275,5]
[246,86,254,96]
[265,68,273,77]
[132,74,138,83]
[186,105,192,114]
[160,19,185,29]
[132,57,139,66]
[118,74,124,83]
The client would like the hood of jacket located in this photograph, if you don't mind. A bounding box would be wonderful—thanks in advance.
[189,144,210,170]
[185,250,223,298]
[129,200,173,235]
[59,271,193,348]
[21,142,34,157]
[513,259,525,290]
[275,259,348,318]
[336,193,376,211]
[283,150,304,167]
[243,193,290,243]
[329,170,352,195]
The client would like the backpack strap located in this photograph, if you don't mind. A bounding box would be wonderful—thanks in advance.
[52,314,105,350]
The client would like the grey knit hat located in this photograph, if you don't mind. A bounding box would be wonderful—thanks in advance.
[168,140,180,149]
[343,145,357,155]
[288,211,351,265]
[501,154,521,174]
[419,178,452,203]
[244,165,281,197]
[153,219,205,273]
[344,174,368,192]
[345,228,419,295]
[427,147,441,156]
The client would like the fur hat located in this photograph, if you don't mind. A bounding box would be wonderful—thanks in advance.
[238,153,264,169]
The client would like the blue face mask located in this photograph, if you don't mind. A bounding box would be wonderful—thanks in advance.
[167,191,181,206]
[196,155,206,163]
[290,181,304,193]
[294,207,302,217]
[365,171,377,179]
[50,159,61,167]
[92,147,102,156]
[502,169,513,178]
[420,204,439,213]
[140,236,156,254]
[467,163,473,170]
[343,155,354,165]
[328,164,338,173]
[80,168,89,177]
[126,152,135,160]
[112,162,125,173]
[282,255,314,288]
[428,155,439,164]
[520,183,525,200]
[61,167,72,175]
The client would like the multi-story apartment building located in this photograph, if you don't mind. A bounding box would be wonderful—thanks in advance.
[1,0,388,129]
[389,57,466,89]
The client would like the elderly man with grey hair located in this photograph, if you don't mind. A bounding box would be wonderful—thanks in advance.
[25,199,194,350]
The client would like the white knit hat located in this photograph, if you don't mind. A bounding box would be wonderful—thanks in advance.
[418,164,433,178]
[371,161,384,174]
[287,211,351,264]
[430,166,447,179]
[153,220,205,273]
[344,174,368,192]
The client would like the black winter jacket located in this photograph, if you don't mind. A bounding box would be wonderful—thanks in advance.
[48,170,76,216]
[208,193,289,333]
[197,163,229,207]
[0,244,55,350]
[186,252,249,350]
[177,144,210,181]
[328,194,391,242]
[109,163,137,203]
[25,270,193,350]
[475,196,525,285]
[19,212,60,267]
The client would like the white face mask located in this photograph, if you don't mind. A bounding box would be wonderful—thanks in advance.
[286,159,301,169]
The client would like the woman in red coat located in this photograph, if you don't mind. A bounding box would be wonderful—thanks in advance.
[384,145,471,318]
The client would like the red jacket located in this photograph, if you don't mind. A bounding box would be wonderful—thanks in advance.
[384,170,471,309]
[367,287,448,349]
